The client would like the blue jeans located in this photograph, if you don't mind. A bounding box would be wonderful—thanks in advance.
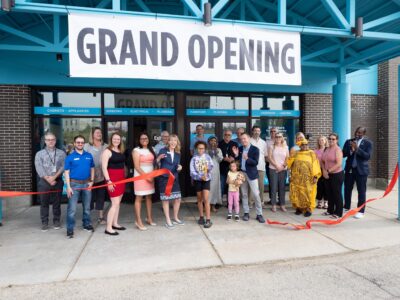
[67,182,92,232]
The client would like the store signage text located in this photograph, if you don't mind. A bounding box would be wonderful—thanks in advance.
[69,14,301,85]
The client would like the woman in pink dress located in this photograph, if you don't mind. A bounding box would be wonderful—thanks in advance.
[132,133,156,231]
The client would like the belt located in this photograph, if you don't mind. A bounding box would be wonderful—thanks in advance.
[70,178,91,184]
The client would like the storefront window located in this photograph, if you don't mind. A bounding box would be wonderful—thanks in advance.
[104,93,175,116]
[252,118,300,150]
[251,95,300,118]
[33,117,102,154]
[186,95,249,116]
[33,91,101,115]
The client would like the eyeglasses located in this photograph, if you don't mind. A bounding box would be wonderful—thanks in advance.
[75,141,84,144]
[197,147,205,150]
[328,138,336,141]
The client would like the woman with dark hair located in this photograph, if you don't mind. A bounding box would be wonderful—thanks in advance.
[84,127,108,224]
[101,132,126,236]
[190,141,214,228]
[321,133,344,219]
[132,132,156,231]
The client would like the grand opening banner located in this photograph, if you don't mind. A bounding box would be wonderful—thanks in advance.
[69,14,301,85]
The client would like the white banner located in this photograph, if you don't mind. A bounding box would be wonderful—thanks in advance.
[68,14,301,85]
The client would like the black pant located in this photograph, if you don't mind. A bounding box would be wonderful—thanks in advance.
[326,172,344,217]
[344,168,368,213]
[38,178,63,225]
[316,177,327,200]
[265,162,272,201]
[91,181,106,211]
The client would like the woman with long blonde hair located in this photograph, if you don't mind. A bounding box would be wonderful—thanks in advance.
[314,136,328,209]
[268,133,289,212]
[156,134,183,229]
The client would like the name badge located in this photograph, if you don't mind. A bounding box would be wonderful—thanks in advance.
[52,166,57,173]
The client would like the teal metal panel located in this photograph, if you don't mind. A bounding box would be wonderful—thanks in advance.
[333,82,351,146]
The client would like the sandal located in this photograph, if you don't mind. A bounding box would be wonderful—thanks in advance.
[97,218,106,225]
[330,214,339,219]
[322,212,331,216]
[317,201,323,209]
[271,205,277,212]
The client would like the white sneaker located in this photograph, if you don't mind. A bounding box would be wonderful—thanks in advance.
[354,212,364,219]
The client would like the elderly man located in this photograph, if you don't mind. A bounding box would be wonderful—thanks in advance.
[232,127,246,146]
[232,133,265,223]
[342,127,373,219]
[34,132,66,231]
[154,130,170,155]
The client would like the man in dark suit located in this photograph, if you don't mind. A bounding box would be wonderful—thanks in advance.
[232,133,265,223]
[342,127,373,219]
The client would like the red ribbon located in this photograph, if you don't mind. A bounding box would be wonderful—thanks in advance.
[0,169,175,198]
[267,165,399,230]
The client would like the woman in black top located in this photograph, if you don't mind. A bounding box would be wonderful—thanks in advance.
[102,132,127,236]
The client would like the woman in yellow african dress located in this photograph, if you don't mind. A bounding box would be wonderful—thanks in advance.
[288,137,321,217]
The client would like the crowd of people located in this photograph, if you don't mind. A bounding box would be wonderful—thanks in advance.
[34,125,373,238]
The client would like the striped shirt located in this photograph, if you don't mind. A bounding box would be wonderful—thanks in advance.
[34,147,66,178]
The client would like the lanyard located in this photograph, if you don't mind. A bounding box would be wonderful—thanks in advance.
[45,148,56,166]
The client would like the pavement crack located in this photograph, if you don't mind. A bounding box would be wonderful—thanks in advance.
[341,266,398,298]
[182,199,225,266]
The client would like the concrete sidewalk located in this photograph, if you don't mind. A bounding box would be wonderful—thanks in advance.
[0,187,399,288]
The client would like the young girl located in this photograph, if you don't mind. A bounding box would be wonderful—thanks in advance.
[226,161,245,221]
[190,141,214,229]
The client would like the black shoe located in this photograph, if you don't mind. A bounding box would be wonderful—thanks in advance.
[67,230,74,238]
[242,213,250,221]
[256,215,265,223]
[112,226,126,231]
[304,211,312,217]
[227,214,232,221]
[295,209,302,215]
[234,215,240,222]
[105,230,119,236]
[53,221,61,230]
[215,203,221,209]
[198,217,205,225]
[83,225,94,232]
[204,220,213,228]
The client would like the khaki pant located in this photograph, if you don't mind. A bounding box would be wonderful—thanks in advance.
[249,170,265,207]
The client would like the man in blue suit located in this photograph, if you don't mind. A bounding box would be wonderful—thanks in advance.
[342,127,373,219]
[232,133,265,223]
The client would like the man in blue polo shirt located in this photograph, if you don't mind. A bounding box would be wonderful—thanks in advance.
[64,135,95,238]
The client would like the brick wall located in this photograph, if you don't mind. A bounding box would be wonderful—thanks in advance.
[303,93,378,179]
[377,58,399,186]
[0,85,32,192]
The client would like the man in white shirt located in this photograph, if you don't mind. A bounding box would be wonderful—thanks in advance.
[249,125,268,208]
[154,131,170,155]
[265,127,278,205]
